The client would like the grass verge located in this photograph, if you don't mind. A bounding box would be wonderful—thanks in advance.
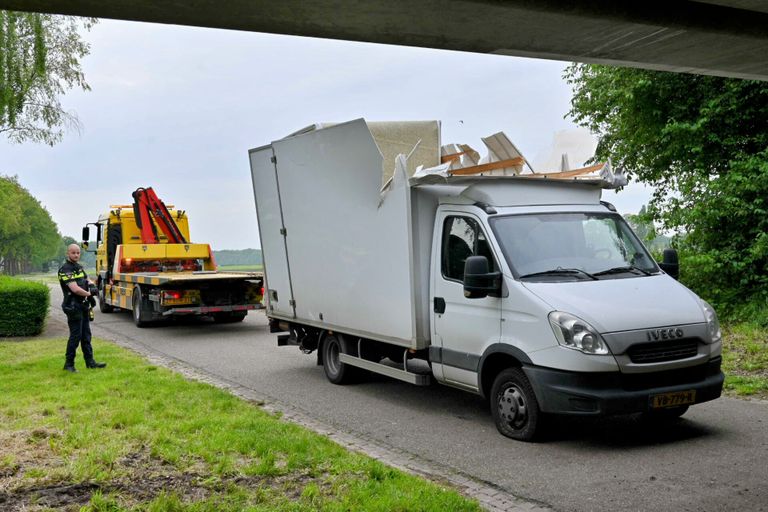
[0,338,478,511]
[722,321,768,399]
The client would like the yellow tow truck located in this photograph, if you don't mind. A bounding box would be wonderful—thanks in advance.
[81,187,263,327]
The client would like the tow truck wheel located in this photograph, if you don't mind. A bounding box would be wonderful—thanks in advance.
[132,287,149,328]
[322,333,359,385]
[491,368,542,442]
[98,280,114,313]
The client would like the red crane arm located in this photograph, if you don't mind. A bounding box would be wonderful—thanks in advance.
[131,187,188,244]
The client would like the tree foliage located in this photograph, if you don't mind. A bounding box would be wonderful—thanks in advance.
[0,175,61,274]
[0,10,95,145]
[566,64,768,310]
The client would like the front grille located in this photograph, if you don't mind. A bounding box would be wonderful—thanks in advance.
[627,339,699,364]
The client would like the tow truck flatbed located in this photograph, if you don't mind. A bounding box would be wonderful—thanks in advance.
[113,270,263,286]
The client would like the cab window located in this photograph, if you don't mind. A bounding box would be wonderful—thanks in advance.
[442,216,497,282]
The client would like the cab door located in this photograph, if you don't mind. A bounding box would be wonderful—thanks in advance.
[432,213,502,390]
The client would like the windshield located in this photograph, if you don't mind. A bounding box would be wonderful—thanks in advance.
[490,212,659,281]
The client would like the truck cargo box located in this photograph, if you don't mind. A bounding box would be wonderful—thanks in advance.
[249,119,440,349]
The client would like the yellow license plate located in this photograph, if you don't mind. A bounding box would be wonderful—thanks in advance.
[650,390,696,409]
[164,298,195,306]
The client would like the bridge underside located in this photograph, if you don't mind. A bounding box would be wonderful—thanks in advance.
[2,1,768,80]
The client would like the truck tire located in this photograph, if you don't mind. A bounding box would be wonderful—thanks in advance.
[490,368,542,442]
[132,287,150,328]
[98,280,114,313]
[322,333,360,385]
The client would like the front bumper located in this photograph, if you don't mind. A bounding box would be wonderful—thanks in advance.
[524,357,724,415]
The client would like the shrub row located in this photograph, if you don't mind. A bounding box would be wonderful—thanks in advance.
[0,276,49,337]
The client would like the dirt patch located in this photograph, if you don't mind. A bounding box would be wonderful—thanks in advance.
[0,429,66,493]
[0,482,100,511]
[0,446,332,511]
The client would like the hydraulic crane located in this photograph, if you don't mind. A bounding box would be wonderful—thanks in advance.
[131,187,188,244]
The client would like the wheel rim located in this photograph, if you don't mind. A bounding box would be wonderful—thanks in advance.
[133,296,140,322]
[498,385,528,430]
[326,339,340,376]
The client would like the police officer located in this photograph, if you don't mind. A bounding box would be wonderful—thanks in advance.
[58,243,106,373]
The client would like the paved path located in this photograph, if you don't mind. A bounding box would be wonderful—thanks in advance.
[46,286,768,511]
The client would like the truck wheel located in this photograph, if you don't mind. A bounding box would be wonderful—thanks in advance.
[132,287,149,328]
[98,280,114,313]
[322,334,359,385]
[490,368,542,441]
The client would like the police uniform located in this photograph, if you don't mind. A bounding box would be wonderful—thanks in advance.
[58,259,104,371]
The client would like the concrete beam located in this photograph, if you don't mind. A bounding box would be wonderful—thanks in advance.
[3,0,768,80]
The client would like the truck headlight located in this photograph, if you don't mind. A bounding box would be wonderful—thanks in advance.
[701,301,722,344]
[548,311,610,355]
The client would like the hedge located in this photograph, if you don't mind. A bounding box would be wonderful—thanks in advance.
[0,276,49,337]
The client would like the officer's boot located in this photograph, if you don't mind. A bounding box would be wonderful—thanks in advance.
[63,359,77,373]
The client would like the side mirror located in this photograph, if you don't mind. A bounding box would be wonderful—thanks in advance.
[658,248,679,280]
[81,224,98,252]
[463,256,501,299]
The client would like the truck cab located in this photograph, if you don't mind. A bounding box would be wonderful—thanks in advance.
[428,194,722,439]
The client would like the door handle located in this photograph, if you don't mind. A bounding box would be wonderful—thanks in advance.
[434,297,446,314]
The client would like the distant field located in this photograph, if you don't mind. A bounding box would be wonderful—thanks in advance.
[218,264,263,271]
[15,269,97,285]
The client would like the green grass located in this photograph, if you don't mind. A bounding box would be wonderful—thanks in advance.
[0,338,478,512]
[218,264,263,272]
[722,321,768,398]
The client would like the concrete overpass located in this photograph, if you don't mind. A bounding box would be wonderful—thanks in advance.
[2,1,768,80]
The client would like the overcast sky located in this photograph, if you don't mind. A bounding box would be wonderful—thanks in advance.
[1,19,652,250]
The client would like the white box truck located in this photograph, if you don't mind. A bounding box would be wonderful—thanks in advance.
[248,119,724,441]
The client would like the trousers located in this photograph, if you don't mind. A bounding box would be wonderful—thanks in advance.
[65,310,93,366]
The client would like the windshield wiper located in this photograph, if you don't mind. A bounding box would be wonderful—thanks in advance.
[519,268,598,280]
[593,265,652,277]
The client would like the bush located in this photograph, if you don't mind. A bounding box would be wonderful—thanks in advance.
[678,247,768,320]
[0,276,49,336]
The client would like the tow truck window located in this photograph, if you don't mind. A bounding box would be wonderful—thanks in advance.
[442,216,497,282]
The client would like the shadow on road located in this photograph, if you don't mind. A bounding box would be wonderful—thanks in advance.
[541,412,721,449]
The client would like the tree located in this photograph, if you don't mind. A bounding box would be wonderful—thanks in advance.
[565,64,768,310]
[0,10,95,145]
[0,175,60,274]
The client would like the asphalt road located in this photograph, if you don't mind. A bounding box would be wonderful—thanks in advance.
[49,286,768,512]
